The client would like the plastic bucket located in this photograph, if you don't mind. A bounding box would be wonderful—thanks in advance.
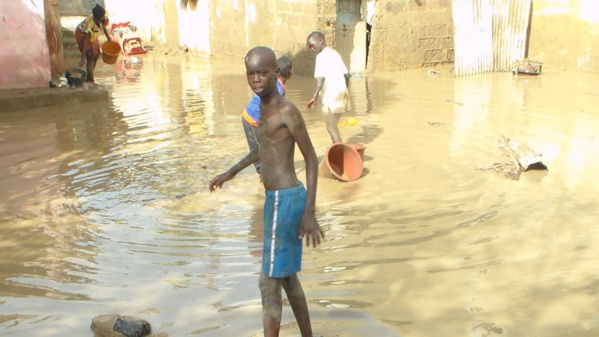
[319,143,364,182]
[350,144,366,160]
[101,40,121,64]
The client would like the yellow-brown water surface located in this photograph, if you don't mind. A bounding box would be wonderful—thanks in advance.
[1,54,599,337]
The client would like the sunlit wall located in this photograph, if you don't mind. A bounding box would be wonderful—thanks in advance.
[528,0,599,71]
[0,0,52,90]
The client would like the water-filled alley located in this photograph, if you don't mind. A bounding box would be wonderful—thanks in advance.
[1,53,599,337]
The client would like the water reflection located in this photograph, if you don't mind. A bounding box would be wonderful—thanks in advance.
[1,56,599,337]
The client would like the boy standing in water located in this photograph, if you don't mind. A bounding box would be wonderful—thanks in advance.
[242,56,293,173]
[306,31,350,143]
[210,47,323,337]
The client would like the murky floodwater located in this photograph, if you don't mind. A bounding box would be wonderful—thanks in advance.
[1,53,599,337]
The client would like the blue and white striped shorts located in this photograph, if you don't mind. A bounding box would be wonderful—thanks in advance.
[261,183,306,278]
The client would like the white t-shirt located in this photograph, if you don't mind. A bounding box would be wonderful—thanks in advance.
[314,47,349,113]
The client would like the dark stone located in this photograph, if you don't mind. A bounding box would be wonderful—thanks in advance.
[91,314,152,337]
[113,316,152,337]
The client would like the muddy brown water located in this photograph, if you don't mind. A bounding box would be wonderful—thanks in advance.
[1,54,599,337]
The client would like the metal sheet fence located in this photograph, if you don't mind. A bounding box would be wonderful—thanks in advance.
[453,0,531,76]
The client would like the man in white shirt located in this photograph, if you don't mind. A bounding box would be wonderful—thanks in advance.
[306,31,350,143]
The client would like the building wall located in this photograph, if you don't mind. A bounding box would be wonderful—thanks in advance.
[208,0,454,74]
[105,0,597,74]
[528,0,599,72]
[0,0,52,90]
[6,0,597,91]
[58,0,104,16]
[367,0,454,72]
[210,0,327,75]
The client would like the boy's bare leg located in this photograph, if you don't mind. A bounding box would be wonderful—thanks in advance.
[281,274,313,337]
[259,273,282,337]
[325,112,342,143]
[85,51,95,82]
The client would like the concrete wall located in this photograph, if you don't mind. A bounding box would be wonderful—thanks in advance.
[0,0,52,90]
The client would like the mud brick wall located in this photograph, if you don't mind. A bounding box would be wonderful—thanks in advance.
[210,0,336,75]
[528,0,599,72]
[368,0,453,72]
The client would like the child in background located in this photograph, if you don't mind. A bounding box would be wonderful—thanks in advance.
[306,31,350,144]
[242,56,293,173]
[75,4,112,83]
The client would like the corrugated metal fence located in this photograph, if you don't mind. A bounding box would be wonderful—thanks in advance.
[453,0,531,76]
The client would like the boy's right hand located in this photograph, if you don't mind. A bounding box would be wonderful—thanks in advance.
[209,172,234,192]
[306,98,316,110]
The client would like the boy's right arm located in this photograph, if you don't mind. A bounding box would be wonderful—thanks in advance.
[307,77,325,110]
[209,148,259,191]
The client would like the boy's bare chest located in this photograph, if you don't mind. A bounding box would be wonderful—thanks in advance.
[259,114,288,141]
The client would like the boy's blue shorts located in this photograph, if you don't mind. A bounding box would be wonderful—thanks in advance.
[262,183,306,278]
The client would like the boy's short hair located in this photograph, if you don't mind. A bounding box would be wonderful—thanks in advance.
[277,56,292,78]
[307,31,325,43]
[92,4,106,19]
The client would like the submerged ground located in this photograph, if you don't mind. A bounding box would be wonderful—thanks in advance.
[1,53,599,337]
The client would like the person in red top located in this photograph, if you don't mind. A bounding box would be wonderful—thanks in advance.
[75,5,112,83]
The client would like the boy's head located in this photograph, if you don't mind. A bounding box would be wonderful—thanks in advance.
[306,31,326,55]
[276,56,293,82]
[92,4,106,19]
[245,46,279,98]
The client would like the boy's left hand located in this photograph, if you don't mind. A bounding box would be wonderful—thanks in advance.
[299,215,324,247]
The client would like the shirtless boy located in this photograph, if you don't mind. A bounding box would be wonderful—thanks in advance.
[209,46,324,337]
[306,31,350,143]
[242,55,293,174]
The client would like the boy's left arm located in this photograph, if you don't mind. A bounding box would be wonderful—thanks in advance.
[285,106,323,247]
[102,20,112,41]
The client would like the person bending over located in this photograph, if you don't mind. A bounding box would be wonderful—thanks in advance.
[75,4,111,83]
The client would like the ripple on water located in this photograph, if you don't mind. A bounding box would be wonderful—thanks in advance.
[3,59,599,336]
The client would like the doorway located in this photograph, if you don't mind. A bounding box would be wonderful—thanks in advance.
[335,0,367,73]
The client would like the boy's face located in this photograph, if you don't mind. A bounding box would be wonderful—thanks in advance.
[245,53,278,98]
[307,36,324,55]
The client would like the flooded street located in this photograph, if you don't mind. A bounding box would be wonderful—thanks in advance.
[1,53,599,337]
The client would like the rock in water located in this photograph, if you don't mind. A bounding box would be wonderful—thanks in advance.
[91,314,151,337]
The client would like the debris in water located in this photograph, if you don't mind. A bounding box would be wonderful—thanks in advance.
[478,136,547,180]
[512,59,542,75]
